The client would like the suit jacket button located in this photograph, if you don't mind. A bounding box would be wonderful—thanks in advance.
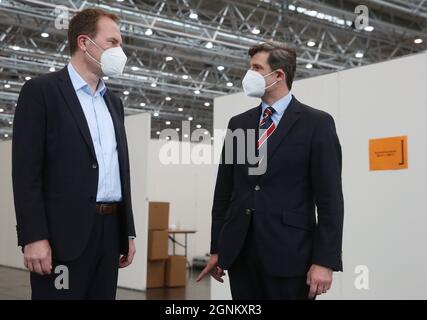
[245,209,252,215]
[92,163,98,169]
[254,185,261,191]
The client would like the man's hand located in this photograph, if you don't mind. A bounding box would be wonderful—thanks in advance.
[196,254,225,283]
[24,240,52,276]
[307,264,333,299]
[119,239,136,268]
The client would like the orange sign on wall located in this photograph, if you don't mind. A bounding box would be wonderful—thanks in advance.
[369,136,408,171]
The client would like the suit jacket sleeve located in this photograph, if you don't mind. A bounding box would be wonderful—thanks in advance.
[118,98,136,238]
[210,118,235,254]
[311,114,344,271]
[12,80,49,247]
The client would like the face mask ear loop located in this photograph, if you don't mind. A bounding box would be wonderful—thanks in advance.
[85,37,105,52]
[85,51,102,66]
[265,80,279,90]
[264,69,281,90]
[84,37,104,66]
[263,70,276,79]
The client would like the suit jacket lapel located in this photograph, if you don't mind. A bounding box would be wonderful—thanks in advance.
[103,90,126,175]
[243,104,262,185]
[57,67,96,159]
[264,96,301,168]
[103,90,125,150]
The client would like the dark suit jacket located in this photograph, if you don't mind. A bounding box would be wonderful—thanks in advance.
[210,96,344,277]
[12,66,136,262]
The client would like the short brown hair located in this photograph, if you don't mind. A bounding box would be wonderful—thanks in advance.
[248,42,297,90]
[68,8,119,55]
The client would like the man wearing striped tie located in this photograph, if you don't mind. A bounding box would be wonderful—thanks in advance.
[198,42,344,300]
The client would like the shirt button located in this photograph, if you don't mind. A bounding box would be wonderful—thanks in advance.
[254,185,261,191]
[92,163,98,169]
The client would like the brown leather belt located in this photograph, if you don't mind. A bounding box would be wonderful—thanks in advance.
[96,202,120,215]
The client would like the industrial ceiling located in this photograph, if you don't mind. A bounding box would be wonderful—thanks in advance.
[0,0,426,140]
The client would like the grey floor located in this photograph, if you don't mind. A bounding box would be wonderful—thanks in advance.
[0,265,210,300]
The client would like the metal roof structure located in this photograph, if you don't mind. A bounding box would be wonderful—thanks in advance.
[0,0,426,140]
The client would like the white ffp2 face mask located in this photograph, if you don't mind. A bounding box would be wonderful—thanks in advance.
[242,69,279,98]
[85,37,127,77]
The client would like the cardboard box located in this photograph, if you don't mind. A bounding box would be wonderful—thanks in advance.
[148,230,169,260]
[165,255,187,287]
[148,202,170,230]
[146,260,165,288]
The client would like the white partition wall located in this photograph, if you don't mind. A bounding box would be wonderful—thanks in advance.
[337,52,427,299]
[146,139,214,263]
[117,112,151,290]
[211,51,427,300]
[0,141,22,269]
[119,116,216,289]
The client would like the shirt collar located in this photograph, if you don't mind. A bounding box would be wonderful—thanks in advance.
[67,62,106,97]
[261,91,293,116]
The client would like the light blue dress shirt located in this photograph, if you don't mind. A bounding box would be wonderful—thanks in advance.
[260,91,293,126]
[67,63,122,203]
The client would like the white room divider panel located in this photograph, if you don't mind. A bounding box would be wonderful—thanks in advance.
[0,141,22,269]
[146,139,214,265]
[338,52,427,299]
[118,112,151,291]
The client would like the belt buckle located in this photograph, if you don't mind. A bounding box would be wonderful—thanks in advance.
[98,203,107,215]
[97,203,118,215]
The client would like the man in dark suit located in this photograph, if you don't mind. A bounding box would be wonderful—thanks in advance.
[198,42,344,300]
[12,8,136,300]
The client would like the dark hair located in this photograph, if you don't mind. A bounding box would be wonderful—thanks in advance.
[68,8,119,56]
[248,42,297,90]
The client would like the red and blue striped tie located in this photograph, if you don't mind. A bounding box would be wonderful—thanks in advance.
[257,106,276,150]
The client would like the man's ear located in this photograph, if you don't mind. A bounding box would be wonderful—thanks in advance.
[76,35,87,52]
[277,69,286,82]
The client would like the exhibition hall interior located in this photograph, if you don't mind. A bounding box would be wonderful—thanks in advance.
[0,0,426,301]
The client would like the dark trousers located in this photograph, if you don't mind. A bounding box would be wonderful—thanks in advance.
[30,212,120,300]
[228,219,310,300]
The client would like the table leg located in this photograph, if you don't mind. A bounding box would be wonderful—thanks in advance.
[173,233,175,256]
